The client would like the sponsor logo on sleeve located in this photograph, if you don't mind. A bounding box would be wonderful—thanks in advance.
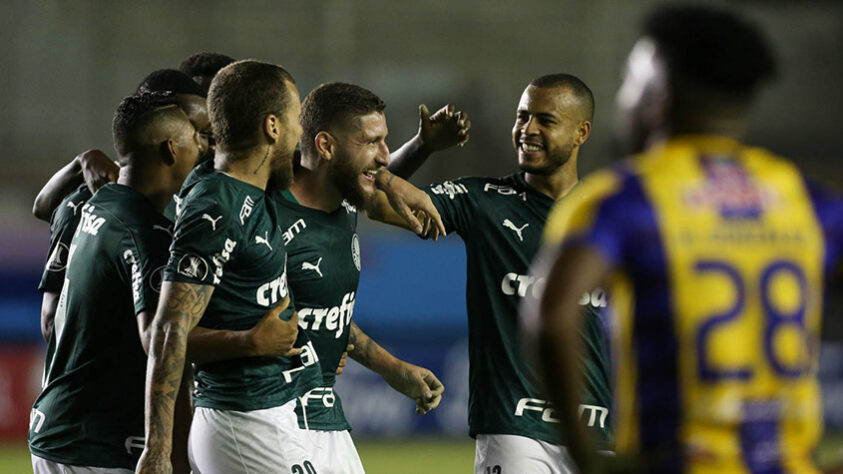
[240,195,255,225]
[430,181,468,200]
[351,234,361,271]
[177,254,210,281]
[46,242,69,272]
[149,265,165,293]
[210,238,237,284]
[124,249,142,305]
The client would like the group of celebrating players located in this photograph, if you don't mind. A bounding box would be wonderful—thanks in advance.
[26,3,843,474]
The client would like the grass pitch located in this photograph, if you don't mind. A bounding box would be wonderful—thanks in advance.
[4,435,842,473]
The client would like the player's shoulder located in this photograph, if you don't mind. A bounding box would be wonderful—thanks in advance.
[427,174,526,199]
[51,183,92,227]
[180,172,261,220]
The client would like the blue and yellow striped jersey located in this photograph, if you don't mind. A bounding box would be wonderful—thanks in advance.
[544,135,843,473]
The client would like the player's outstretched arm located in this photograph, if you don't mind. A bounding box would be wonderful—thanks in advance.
[32,149,118,221]
[136,281,214,474]
[387,104,470,179]
[348,322,444,414]
[521,243,611,474]
[186,296,302,363]
[365,169,446,239]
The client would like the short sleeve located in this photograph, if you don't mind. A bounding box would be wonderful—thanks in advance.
[424,178,474,235]
[543,170,630,267]
[38,186,90,293]
[120,231,169,316]
[164,196,239,286]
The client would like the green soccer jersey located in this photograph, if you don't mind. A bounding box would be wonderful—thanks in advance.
[270,191,360,431]
[38,183,93,294]
[425,173,613,448]
[29,184,172,470]
[165,170,322,411]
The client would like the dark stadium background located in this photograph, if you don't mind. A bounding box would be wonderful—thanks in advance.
[1,1,841,472]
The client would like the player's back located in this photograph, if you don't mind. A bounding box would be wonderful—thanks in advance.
[558,136,838,472]
[29,183,171,469]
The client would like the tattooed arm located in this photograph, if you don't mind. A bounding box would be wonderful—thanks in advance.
[348,322,444,414]
[135,281,214,474]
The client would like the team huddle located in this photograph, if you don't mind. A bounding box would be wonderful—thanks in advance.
[27,4,842,474]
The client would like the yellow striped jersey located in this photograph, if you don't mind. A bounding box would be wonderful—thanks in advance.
[544,135,843,473]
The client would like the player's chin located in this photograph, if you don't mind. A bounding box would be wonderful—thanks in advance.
[517,156,551,175]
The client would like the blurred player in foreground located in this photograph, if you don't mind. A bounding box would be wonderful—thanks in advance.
[368,74,612,474]
[29,91,205,473]
[522,4,842,472]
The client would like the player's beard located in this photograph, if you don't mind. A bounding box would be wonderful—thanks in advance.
[518,141,574,176]
[330,156,371,208]
[268,145,295,190]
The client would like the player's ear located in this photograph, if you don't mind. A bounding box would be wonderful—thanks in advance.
[574,121,592,147]
[264,114,280,143]
[161,139,177,166]
[314,131,334,161]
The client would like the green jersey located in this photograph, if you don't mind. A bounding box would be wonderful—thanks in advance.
[270,191,360,431]
[165,170,322,411]
[425,173,613,448]
[29,184,171,470]
[38,183,92,294]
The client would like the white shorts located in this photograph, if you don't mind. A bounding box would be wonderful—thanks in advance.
[189,400,318,474]
[474,434,577,474]
[31,455,133,474]
[299,429,365,474]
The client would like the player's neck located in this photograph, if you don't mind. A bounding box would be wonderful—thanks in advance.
[289,165,343,212]
[525,152,580,200]
[214,146,273,190]
[117,164,172,213]
[666,111,749,143]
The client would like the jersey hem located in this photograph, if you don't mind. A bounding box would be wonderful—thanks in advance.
[29,446,134,470]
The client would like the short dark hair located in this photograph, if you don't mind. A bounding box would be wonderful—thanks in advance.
[300,82,387,156]
[112,91,184,159]
[136,69,206,97]
[529,73,595,122]
[179,52,236,79]
[208,60,296,151]
[643,4,776,97]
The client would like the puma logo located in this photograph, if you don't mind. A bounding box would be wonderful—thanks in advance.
[502,219,529,242]
[202,214,222,231]
[302,257,323,278]
[66,200,83,215]
[255,231,273,251]
[152,224,172,236]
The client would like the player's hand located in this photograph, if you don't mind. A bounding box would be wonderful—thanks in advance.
[247,297,303,357]
[135,448,172,474]
[377,171,446,239]
[383,362,445,415]
[336,344,353,375]
[418,104,471,150]
[77,149,118,193]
